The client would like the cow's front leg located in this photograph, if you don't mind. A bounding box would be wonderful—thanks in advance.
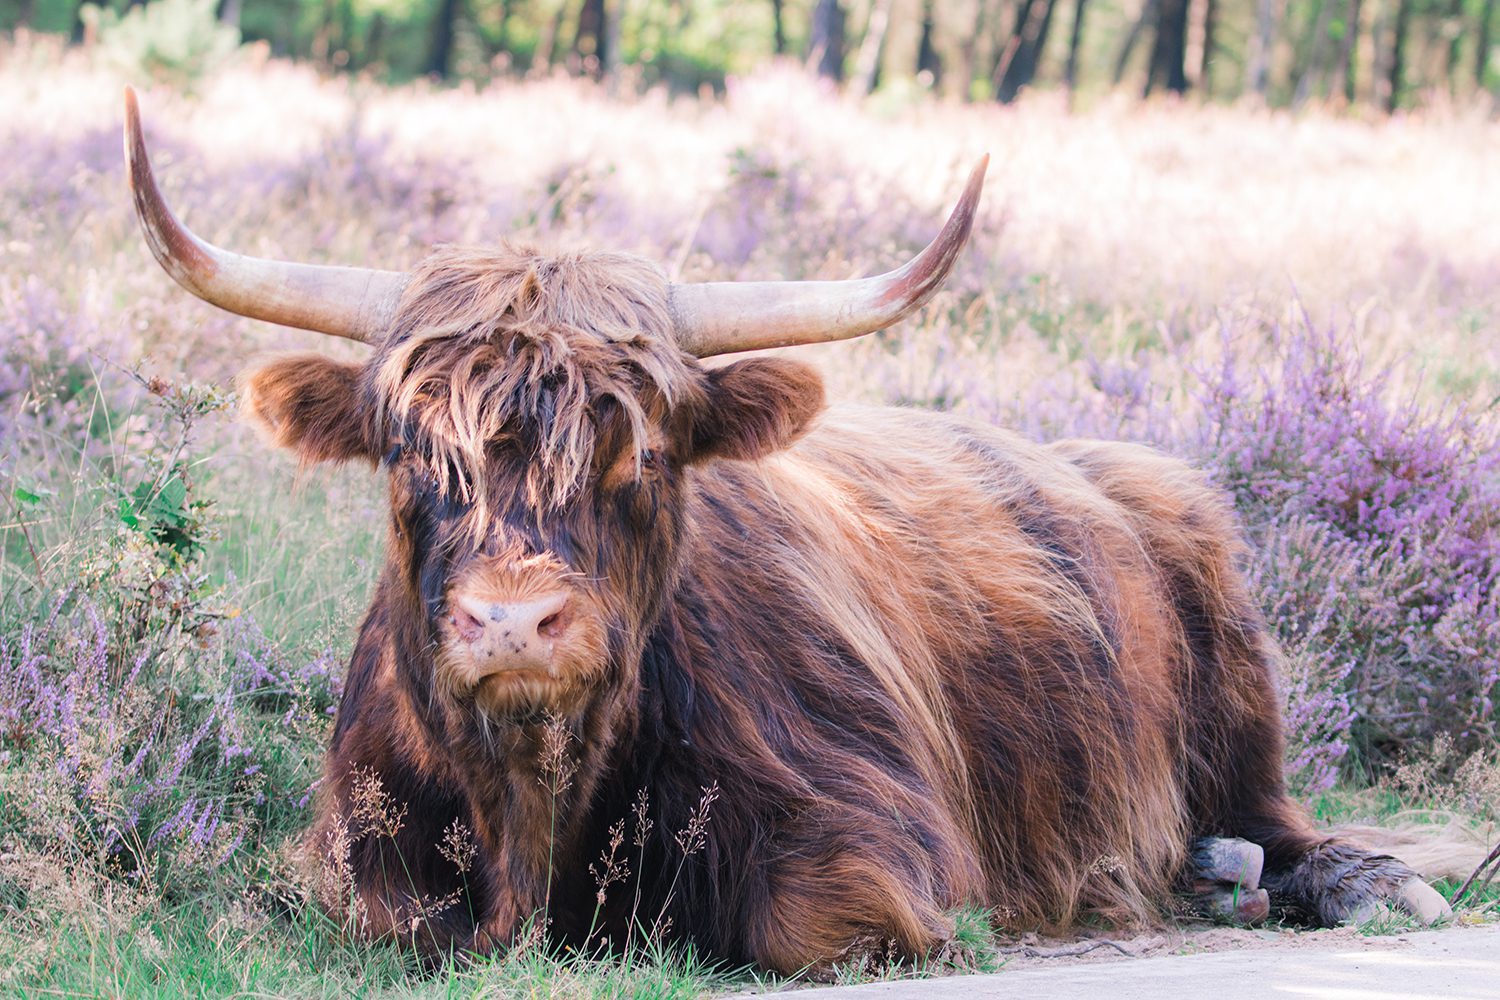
[459,803,546,951]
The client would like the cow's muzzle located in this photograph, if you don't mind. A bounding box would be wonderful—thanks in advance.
[448,590,574,676]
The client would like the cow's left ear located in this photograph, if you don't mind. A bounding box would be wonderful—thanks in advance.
[685,357,826,464]
[239,353,379,467]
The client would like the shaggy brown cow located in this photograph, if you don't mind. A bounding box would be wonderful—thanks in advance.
[124,90,1447,971]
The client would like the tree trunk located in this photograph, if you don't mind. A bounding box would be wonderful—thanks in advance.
[533,0,574,74]
[809,0,847,80]
[602,0,620,78]
[1114,0,1156,85]
[1065,0,1089,91]
[772,0,787,54]
[1185,0,1212,90]
[1479,0,1496,90]
[916,0,942,83]
[1147,0,1190,93]
[998,0,1059,102]
[427,0,461,78]
[1443,0,1465,92]
[957,0,991,100]
[574,0,608,77]
[15,0,35,29]
[1247,0,1277,96]
[365,12,387,68]
[852,0,896,96]
[991,0,1033,95]
[1334,0,1360,101]
[1387,0,1412,111]
[1292,0,1333,104]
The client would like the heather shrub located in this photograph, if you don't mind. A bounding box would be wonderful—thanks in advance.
[1196,326,1500,770]
[0,375,338,931]
[957,316,1500,783]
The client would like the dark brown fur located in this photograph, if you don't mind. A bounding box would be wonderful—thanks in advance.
[244,244,1418,971]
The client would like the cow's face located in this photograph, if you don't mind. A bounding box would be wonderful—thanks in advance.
[240,250,825,722]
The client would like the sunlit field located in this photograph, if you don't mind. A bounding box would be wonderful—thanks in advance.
[3,34,1499,997]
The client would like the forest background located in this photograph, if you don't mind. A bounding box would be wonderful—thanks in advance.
[5,0,1500,109]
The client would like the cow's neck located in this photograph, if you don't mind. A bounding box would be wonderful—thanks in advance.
[432,647,642,940]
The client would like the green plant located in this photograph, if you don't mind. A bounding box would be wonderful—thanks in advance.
[83,0,240,91]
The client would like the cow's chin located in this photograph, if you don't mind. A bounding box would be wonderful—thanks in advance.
[470,666,597,719]
[435,632,609,722]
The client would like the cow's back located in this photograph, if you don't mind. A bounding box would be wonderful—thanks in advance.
[670,404,1236,930]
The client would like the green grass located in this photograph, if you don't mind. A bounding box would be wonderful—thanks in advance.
[4,896,742,998]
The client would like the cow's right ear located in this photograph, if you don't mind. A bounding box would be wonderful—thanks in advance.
[239,354,378,466]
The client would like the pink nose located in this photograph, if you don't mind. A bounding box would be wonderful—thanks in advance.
[448,591,573,672]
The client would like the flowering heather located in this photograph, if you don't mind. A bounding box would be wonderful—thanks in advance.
[0,591,338,888]
[1196,327,1500,766]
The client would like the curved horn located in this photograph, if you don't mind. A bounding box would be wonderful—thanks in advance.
[668,155,988,357]
[123,87,408,344]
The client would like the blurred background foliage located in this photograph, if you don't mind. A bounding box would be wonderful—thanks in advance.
[3,0,1498,107]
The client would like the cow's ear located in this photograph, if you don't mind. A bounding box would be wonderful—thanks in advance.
[239,354,378,466]
[685,357,826,464]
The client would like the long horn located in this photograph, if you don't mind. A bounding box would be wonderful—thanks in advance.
[668,155,987,357]
[123,87,408,344]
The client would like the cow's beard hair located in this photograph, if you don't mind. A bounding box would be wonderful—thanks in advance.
[431,614,614,741]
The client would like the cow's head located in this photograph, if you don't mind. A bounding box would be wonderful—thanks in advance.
[124,88,985,725]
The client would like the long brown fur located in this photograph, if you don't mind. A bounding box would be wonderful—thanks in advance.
[241,243,1426,972]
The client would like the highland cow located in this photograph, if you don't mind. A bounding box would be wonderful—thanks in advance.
[123,88,1447,972]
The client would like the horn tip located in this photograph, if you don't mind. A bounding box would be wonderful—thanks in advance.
[123,86,141,142]
[961,154,989,208]
[123,86,145,177]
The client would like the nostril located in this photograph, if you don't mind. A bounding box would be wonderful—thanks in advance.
[537,601,571,639]
[450,606,486,644]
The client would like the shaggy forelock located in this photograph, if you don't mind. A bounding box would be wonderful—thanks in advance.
[371,244,695,510]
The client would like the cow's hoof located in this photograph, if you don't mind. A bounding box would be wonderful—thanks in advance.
[1344,877,1453,926]
[1191,884,1271,924]
[1394,879,1452,924]
[1189,837,1264,891]
[1185,837,1269,924]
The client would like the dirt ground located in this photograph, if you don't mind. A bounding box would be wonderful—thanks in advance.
[788,922,1500,999]
[990,920,1455,969]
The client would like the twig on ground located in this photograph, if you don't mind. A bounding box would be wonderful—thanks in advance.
[998,939,1135,959]
[1449,839,1500,908]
